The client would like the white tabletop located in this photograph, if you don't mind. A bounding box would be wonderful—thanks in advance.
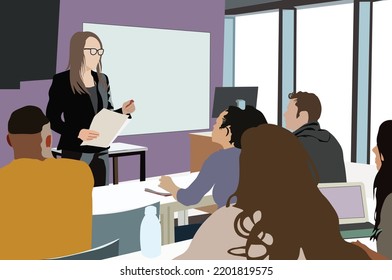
[51,142,148,154]
[108,142,148,152]
[107,237,375,260]
[93,172,199,215]
[189,131,212,137]
[108,240,192,260]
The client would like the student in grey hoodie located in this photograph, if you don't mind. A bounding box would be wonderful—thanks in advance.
[284,91,346,183]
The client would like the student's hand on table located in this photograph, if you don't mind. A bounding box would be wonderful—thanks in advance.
[159,176,176,192]
[78,129,100,141]
[351,240,365,248]
[122,99,135,114]
[159,176,180,199]
[351,240,388,260]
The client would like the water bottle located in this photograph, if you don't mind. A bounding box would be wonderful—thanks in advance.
[140,205,161,258]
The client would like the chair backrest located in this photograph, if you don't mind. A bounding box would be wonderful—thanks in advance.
[49,239,119,260]
[92,202,160,255]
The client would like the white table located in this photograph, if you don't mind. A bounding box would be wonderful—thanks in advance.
[98,164,379,259]
[52,142,148,183]
[95,162,380,253]
[108,240,192,260]
[93,172,214,245]
[108,237,377,260]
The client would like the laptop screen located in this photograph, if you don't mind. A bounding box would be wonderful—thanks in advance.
[318,184,367,224]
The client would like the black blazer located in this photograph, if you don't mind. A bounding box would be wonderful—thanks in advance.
[46,70,124,153]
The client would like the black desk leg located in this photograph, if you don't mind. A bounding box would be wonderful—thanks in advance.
[113,157,119,185]
[140,152,146,181]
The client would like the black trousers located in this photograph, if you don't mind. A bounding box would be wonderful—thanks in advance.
[62,150,109,187]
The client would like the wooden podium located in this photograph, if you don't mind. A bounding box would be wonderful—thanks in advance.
[189,132,222,172]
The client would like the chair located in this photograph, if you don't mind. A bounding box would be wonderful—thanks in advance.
[92,202,160,255]
[49,239,119,260]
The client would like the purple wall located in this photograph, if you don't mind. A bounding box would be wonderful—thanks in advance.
[0,0,225,182]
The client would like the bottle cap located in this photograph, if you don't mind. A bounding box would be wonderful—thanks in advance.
[236,99,246,110]
[145,205,157,215]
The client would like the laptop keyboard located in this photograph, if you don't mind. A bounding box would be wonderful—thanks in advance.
[339,222,374,231]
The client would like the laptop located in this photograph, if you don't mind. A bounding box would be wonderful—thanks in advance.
[318,182,375,239]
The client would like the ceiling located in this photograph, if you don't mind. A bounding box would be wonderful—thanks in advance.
[225,0,346,14]
[225,0,281,10]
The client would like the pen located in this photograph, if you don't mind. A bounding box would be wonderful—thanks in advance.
[125,99,134,108]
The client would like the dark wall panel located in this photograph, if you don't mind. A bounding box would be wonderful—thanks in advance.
[0,0,60,89]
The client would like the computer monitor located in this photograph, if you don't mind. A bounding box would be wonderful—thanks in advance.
[212,87,258,118]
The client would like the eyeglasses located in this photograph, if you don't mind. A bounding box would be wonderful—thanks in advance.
[84,48,104,56]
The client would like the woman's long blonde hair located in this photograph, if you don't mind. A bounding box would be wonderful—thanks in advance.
[67,31,105,94]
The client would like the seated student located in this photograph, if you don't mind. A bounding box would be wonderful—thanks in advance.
[0,106,94,259]
[284,91,346,183]
[368,120,392,258]
[176,124,369,260]
[159,105,267,212]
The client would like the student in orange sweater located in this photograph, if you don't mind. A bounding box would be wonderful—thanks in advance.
[0,106,94,259]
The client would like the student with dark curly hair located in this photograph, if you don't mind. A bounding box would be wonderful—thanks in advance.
[159,105,267,212]
[176,124,369,259]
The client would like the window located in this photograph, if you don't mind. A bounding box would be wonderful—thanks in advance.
[235,11,279,124]
[370,0,392,165]
[296,2,354,161]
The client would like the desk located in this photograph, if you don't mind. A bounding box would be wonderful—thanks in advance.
[108,240,192,260]
[52,142,148,184]
[189,132,221,172]
[95,164,379,252]
[109,237,377,260]
[93,172,214,245]
[160,193,214,245]
[98,168,379,259]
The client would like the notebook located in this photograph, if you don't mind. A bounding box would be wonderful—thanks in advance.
[318,182,375,239]
[144,187,171,197]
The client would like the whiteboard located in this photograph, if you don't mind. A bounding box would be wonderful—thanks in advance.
[83,23,210,135]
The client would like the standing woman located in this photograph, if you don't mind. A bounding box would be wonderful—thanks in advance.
[46,31,135,186]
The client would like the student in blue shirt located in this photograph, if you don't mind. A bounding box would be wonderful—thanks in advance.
[159,105,267,212]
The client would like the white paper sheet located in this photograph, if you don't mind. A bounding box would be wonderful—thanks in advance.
[81,109,129,148]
